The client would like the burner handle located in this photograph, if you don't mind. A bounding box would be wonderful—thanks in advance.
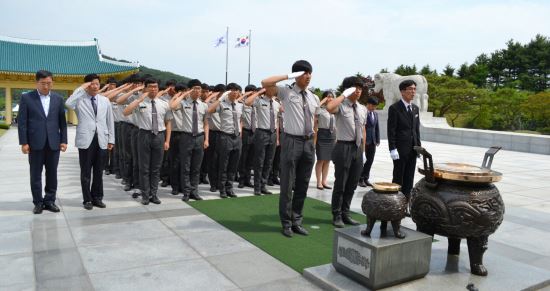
[481,146,502,169]
[414,146,435,184]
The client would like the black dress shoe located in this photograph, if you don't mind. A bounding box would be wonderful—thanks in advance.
[190,193,203,201]
[261,188,272,195]
[115,174,122,179]
[171,189,179,195]
[160,181,169,187]
[342,216,360,226]
[267,180,274,186]
[358,180,367,188]
[333,217,345,228]
[131,191,141,199]
[322,184,332,190]
[237,181,245,188]
[210,186,218,192]
[83,202,93,210]
[181,194,190,202]
[272,177,280,185]
[292,225,309,236]
[33,204,44,214]
[282,227,293,238]
[226,190,237,198]
[366,180,373,187]
[150,195,161,204]
[44,203,60,213]
[105,170,111,175]
[244,181,254,188]
[92,200,106,208]
[141,197,150,205]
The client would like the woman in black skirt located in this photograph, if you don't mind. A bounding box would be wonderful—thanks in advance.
[314,91,336,190]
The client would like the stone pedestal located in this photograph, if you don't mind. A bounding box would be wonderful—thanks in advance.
[332,224,432,290]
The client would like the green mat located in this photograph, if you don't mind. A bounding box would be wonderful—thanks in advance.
[188,195,365,273]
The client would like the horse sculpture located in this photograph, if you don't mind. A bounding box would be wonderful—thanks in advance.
[373,73,429,112]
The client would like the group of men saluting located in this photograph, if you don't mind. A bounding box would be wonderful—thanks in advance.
[18,59,421,238]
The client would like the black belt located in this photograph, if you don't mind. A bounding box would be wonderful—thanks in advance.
[243,128,253,132]
[257,128,276,134]
[181,132,205,137]
[285,133,313,140]
[139,129,165,135]
[220,132,240,138]
[337,140,356,145]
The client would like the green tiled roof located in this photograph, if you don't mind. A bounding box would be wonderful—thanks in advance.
[0,36,139,75]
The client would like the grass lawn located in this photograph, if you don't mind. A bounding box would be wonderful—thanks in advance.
[189,195,366,273]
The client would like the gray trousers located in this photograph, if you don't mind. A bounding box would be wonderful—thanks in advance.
[216,133,242,193]
[138,130,165,198]
[253,129,276,192]
[180,133,205,196]
[279,133,315,228]
[120,123,133,184]
[207,131,220,188]
[331,141,363,217]
[169,132,182,192]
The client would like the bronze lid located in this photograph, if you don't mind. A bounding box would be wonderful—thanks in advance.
[372,182,401,192]
[418,162,502,183]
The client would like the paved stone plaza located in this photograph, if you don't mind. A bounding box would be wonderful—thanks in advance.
[1,126,550,290]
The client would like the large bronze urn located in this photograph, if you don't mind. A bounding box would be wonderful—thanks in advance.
[411,146,505,276]
[361,182,408,239]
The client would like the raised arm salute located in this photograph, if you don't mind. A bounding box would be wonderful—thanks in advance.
[262,60,320,238]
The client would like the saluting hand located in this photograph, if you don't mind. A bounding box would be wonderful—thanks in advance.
[80,82,92,90]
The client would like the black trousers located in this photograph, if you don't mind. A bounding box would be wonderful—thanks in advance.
[112,122,121,175]
[160,147,170,184]
[279,133,315,228]
[78,134,107,203]
[216,133,242,193]
[331,142,363,217]
[138,130,165,198]
[169,132,183,193]
[28,142,59,205]
[392,146,417,198]
[130,125,140,189]
[360,142,377,181]
[253,129,276,192]
[121,123,133,185]
[200,143,208,180]
[180,133,205,196]
[207,131,220,188]
[270,144,281,181]
[238,129,255,182]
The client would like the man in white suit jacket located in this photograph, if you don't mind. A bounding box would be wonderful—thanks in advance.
[66,74,115,210]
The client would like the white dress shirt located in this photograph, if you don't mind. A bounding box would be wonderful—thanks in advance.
[38,90,50,117]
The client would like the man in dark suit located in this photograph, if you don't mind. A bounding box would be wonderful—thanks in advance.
[387,80,421,202]
[18,70,68,214]
[359,97,380,187]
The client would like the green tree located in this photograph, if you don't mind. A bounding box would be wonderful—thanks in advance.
[442,64,455,77]
[420,65,437,76]
[394,64,418,76]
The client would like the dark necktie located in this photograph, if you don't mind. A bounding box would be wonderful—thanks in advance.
[151,100,158,135]
[250,102,256,132]
[407,105,413,119]
[269,99,275,132]
[91,96,97,117]
[231,102,239,136]
[369,112,374,124]
[192,100,198,136]
[352,103,361,147]
[301,91,313,136]
[329,113,334,133]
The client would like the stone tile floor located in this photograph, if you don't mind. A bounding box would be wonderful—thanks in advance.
[1,126,549,290]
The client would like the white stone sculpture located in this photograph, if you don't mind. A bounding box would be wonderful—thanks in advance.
[373,73,429,112]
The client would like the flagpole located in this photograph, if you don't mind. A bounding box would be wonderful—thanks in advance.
[225,26,229,85]
[247,29,252,85]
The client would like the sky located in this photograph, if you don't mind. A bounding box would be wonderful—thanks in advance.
[1,0,549,89]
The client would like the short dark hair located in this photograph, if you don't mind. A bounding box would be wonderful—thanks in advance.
[244,84,257,92]
[208,85,215,91]
[226,83,240,91]
[201,83,209,90]
[106,77,117,84]
[187,79,202,88]
[175,83,188,92]
[144,77,158,87]
[84,73,100,83]
[322,90,334,99]
[292,60,312,73]
[165,79,177,87]
[213,84,226,92]
[367,97,379,105]
[342,76,364,90]
[35,70,53,81]
[399,80,417,91]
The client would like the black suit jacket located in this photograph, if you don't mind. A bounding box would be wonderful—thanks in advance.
[387,100,421,153]
[18,90,68,150]
[365,111,380,145]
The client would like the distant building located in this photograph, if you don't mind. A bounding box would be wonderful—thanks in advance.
[0,35,139,124]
